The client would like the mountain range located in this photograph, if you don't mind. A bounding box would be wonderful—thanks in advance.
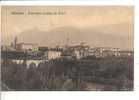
[3,23,134,50]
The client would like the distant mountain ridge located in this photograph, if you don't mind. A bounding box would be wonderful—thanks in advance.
[3,24,133,50]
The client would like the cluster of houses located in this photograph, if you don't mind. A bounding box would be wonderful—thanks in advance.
[1,37,133,61]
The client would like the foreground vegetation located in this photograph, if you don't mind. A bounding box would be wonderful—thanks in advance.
[1,56,133,91]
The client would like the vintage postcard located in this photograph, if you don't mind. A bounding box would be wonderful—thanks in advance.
[1,6,134,91]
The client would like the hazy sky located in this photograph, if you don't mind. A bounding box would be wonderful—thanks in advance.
[1,6,134,49]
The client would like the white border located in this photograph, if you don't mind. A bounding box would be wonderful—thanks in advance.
[0,1,134,6]
[1,0,139,100]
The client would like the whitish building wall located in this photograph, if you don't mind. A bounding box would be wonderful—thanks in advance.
[48,51,61,60]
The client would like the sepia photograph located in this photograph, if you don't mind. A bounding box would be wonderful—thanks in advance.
[1,6,134,91]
